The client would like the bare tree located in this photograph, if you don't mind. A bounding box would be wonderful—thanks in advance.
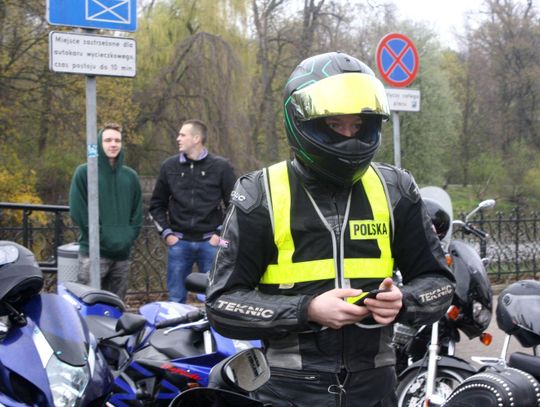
[470,0,539,152]
[134,32,256,174]
[250,0,287,163]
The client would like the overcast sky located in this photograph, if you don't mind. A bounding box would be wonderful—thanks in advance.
[392,0,487,49]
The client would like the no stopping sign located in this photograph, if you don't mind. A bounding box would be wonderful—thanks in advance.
[376,33,419,87]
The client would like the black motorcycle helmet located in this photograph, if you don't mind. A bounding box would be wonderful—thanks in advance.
[496,280,540,347]
[0,241,43,314]
[283,51,390,186]
[423,197,451,241]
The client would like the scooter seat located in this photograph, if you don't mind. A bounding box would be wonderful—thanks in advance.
[508,351,540,381]
[63,281,126,311]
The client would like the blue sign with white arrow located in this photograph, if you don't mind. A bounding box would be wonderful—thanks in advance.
[47,0,137,32]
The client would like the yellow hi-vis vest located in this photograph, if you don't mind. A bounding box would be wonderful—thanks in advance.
[260,161,394,301]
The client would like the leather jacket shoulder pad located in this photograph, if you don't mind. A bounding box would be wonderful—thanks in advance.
[230,170,265,214]
[373,162,421,206]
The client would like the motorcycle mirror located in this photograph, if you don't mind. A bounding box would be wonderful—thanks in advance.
[465,199,496,222]
[479,199,496,210]
[212,348,271,393]
[115,312,147,335]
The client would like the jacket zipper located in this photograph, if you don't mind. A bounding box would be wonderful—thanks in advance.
[332,192,347,374]
[304,187,349,373]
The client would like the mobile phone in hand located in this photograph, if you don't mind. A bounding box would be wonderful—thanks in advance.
[354,289,387,306]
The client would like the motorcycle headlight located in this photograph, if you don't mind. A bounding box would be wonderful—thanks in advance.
[472,300,491,329]
[46,355,90,407]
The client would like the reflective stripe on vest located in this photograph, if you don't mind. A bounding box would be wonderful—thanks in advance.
[261,161,393,285]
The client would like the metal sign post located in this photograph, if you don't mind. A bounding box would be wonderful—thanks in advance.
[392,111,401,168]
[376,32,420,168]
[86,75,100,288]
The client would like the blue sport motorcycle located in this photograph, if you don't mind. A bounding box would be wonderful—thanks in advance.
[0,241,113,407]
[58,273,261,406]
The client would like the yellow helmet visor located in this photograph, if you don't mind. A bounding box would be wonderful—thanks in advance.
[290,73,390,121]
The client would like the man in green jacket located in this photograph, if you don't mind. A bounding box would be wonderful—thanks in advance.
[69,123,143,299]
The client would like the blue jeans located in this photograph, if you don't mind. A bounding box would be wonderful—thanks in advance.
[167,239,218,303]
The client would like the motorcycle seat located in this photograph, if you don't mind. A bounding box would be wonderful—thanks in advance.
[508,351,540,381]
[63,281,126,311]
[150,328,205,360]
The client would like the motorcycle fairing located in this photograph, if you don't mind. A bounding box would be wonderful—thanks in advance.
[0,296,72,406]
[0,293,113,406]
[448,240,493,338]
[108,359,209,406]
[449,240,491,308]
[0,392,33,407]
[139,301,198,325]
[23,293,90,366]
[212,329,262,355]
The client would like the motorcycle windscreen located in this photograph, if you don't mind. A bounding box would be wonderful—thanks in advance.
[22,293,89,366]
[449,240,492,309]
[420,186,453,251]
[170,388,264,407]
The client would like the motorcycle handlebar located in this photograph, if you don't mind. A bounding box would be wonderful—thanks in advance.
[155,309,205,329]
[454,221,489,240]
[472,228,488,239]
[464,223,489,240]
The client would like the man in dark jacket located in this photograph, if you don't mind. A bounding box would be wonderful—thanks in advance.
[205,53,456,406]
[69,123,143,300]
[149,119,236,303]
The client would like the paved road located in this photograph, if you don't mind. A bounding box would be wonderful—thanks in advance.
[455,294,532,367]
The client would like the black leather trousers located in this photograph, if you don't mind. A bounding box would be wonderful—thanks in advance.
[254,366,398,407]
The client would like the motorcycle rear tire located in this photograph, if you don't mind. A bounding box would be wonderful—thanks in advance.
[396,367,471,407]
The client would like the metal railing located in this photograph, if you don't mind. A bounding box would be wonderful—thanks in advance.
[457,209,540,281]
[1,203,539,298]
[0,202,167,300]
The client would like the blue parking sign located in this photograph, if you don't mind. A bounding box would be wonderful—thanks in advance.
[47,0,137,32]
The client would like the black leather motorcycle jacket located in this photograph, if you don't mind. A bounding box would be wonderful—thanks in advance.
[206,159,455,373]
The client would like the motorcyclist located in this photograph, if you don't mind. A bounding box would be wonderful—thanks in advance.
[206,51,455,406]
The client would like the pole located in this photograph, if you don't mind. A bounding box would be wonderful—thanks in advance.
[86,75,100,289]
[392,111,401,168]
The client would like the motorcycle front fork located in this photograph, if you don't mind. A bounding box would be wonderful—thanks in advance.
[424,321,440,403]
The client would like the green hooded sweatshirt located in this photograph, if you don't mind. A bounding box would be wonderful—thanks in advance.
[69,130,143,260]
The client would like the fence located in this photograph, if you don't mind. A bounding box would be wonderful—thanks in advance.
[0,202,538,300]
[465,209,540,281]
[0,202,168,301]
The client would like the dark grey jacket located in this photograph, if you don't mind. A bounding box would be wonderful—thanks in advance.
[206,159,455,373]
